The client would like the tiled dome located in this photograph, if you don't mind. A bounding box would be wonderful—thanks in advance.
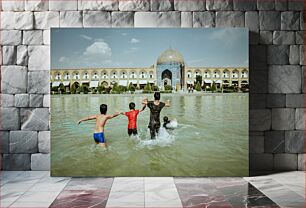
[157,48,184,65]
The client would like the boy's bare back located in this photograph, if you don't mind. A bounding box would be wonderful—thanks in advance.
[95,114,111,133]
[95,112,120,133]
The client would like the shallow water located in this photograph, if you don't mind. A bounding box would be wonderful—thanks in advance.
[51,94,248,176]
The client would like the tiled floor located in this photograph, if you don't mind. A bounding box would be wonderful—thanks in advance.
[1,171,304,208]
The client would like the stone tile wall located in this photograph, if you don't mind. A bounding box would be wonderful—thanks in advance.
[0,0,304,173]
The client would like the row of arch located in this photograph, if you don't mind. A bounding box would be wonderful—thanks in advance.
[186,69,248,79]
[70,81,110,87]
[51,70,155,81]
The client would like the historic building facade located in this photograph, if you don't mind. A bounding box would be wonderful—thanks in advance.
[51,48,248,91]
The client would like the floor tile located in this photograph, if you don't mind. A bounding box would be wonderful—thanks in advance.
[1,178,39,208]
[13,191,60,201]
[175,182,229,208]
[9,191,61,208]
[50,190,109,208]
[106,191,144,208]
[1,171,24,186]
[244,176,304,208]
[268,171,305,198]
[1,171,24,179]
[1,194,21,208]
[1,182,36,194]
[50,177,113,208]
[65,178,113,190]
[14,171,48,180]
[145,178,177,192]
[9,201,52,208]
[111,177,144,192]
[27,177,70,192]
[175,182,220,197]
[145,188,183,208]
[174,177,213,184]
[175,177,281,208]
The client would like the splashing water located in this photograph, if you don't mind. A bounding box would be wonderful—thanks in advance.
[165,119,178,129]
[136,127,176,149]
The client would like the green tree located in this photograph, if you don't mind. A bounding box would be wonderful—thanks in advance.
[164,85,172,91]
[211,81,216,92]
[70,83,78,94]
[76,86,82,94]
[118,85,127,93]
[144,83,152,92]
[128,82,136,92]
[195,81,201,91]
[97,85,105,94]
[59,83,65,94]
[82,85,89,94]
[112,83,119,93]
[51,86,59,92]
[152,85,159,91]
[195,75,202,86]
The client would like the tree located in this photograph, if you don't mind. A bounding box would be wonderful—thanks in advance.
[144,83,152,92]
[195,75,202,86]
[51,86,59,92]
[70,83,79,94]
[112,83,119,93]
[59,83,65,94]
[211,81,216,92]
[118,85,127,92]
[82,85,89,94]
[195,81,201,91]
[97,85,105,94]
[152,85,159,91]
[164,85,172,91]
[76,86,82,94]
[128,82,136,92]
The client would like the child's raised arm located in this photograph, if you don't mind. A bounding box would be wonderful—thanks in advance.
[107,112,120,119]
[165,99,171,107]
[142,98,148,105]
[139,104,146,112]
[78,115,97,125]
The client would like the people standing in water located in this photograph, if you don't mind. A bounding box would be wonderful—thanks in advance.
[77,104,120,148]
[142,92,171,139]
[121,102,146,137]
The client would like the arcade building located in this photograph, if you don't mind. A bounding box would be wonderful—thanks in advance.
[51,48,249,91]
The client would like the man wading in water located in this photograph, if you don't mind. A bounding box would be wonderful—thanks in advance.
[142,92,171,139]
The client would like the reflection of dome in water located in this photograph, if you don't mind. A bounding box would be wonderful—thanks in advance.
[157,48,184,65]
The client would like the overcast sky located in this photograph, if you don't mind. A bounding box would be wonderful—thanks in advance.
[51,28,248,69]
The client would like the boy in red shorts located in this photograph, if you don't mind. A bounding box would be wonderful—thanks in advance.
[121,102,146,136]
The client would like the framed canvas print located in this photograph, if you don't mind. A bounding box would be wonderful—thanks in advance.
[51,28,249,177]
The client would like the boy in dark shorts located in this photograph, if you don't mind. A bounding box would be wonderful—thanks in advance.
[142,92,171,139]
[121,102,146,136]
[77,104,120,148]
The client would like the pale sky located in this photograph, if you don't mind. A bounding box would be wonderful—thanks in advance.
[51,28,248,69]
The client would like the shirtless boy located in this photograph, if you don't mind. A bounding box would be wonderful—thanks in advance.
[78,104,120,148]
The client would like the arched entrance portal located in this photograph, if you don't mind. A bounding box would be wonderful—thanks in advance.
[162,70,172,88]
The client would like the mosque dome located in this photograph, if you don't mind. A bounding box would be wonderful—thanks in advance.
[156,48,184,65]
